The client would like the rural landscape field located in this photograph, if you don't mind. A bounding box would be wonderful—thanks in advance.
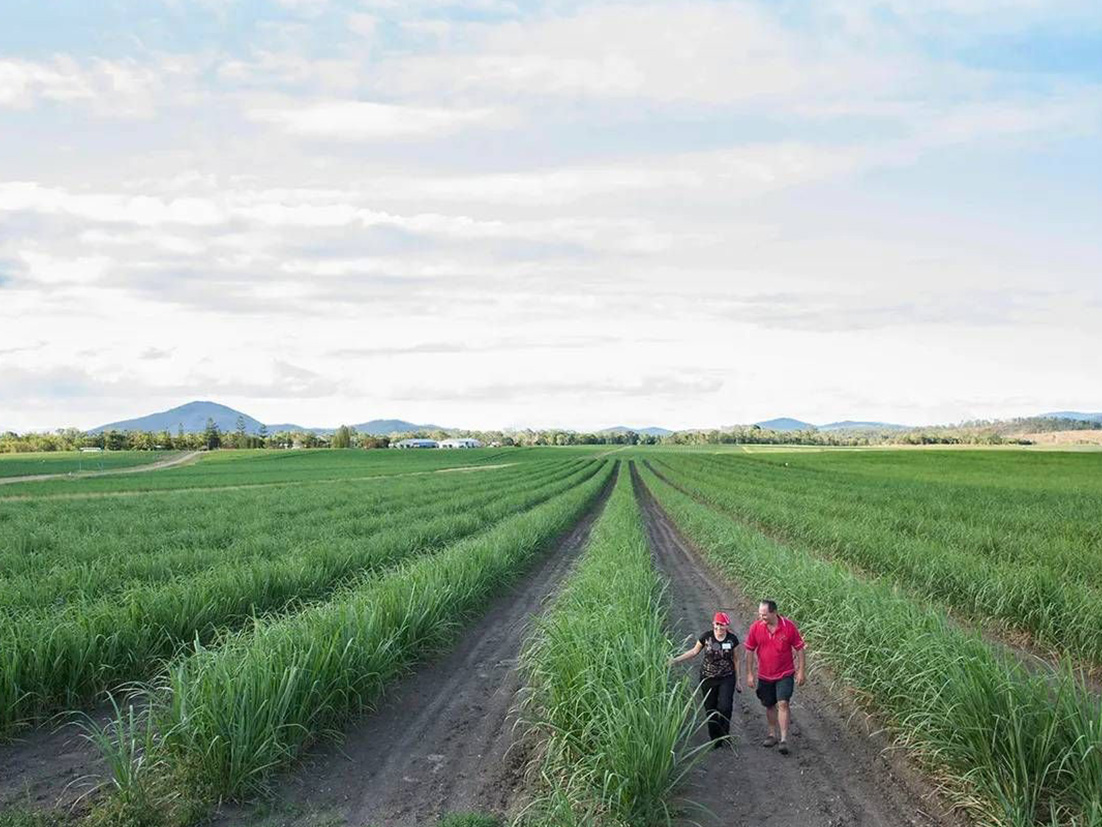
[3,0,1100,825]
[0,445,1099,827]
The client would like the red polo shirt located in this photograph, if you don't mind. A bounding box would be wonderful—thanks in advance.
[744,616,805,681]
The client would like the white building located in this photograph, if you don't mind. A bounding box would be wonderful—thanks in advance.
[393,438,439,449]
[439,438,482,449]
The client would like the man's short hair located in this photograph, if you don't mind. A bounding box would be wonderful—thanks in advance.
[759,599,778,613]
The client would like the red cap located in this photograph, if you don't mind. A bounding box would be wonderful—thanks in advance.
[713,612,730,626]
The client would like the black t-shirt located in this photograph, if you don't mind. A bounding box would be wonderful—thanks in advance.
[697,630,739,680]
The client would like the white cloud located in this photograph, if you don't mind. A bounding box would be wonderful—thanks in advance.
[0,182,226,227]
[375,4,809,104]
[17,251,112,286]
[0,55,198,117]
[247,99,507,139]
[1,0,1099,431]
[0,179,687,254]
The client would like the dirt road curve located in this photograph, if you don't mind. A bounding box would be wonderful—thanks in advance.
[0,451,200,485]
[213,476,615,827]
[630,464,959,827]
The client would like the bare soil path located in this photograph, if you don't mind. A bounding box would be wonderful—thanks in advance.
[211,475,615,827]
[631,464,959,827]
[0,707,113,813]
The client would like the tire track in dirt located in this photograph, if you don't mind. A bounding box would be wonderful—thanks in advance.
[630,463,958,827]
[211,469,617,827]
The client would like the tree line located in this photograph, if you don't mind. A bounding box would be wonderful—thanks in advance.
[2,416,1097,454]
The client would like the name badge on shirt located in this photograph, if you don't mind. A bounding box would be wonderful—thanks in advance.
[722,642,732,650]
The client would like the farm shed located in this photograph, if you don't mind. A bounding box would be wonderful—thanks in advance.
[393,439,439,449]
[439,438,482,449]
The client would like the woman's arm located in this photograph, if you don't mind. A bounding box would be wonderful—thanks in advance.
[669,641,703,667]
[734,647,743,691]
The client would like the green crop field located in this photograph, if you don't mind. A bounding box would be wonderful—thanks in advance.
[0,452,607,735]
[644,450,1102,666]
[1,445,1099,827]
[631,448,1102,827]
[0,450,180,478]
[0,446,536,497]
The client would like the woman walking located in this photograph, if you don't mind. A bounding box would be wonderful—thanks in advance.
[670,611,743,748]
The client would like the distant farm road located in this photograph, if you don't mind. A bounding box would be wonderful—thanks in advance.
[0,451,200,485]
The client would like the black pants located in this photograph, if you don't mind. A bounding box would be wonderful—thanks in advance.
[700,675,735,742]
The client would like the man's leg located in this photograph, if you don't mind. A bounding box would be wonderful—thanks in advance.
[756,678,778,746]
[776,676,795,754]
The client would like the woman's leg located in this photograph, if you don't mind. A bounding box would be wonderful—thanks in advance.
[700,678,722,742]
[716,676,735,738]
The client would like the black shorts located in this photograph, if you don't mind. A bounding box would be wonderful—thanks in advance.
[755,674,795,708]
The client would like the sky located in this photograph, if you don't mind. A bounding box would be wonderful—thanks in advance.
[1,0,1100,432]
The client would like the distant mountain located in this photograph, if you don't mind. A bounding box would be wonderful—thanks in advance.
[92,402,447,435]
[352,419,446,435]
[755,418,817,431]
[600,426,674,437]
[819,420,910,432]
[1038,411,1102,424]
[91,401,265,435]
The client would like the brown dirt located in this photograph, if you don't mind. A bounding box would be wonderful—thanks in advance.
[207,473,615,827]
[0,708,112,813]
[630,463,962,827]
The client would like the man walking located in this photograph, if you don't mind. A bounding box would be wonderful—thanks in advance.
[744,599,805,755]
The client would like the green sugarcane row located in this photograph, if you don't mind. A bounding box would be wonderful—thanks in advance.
[653,451,1102,604]
[649,455,1102,668]
[0,454,566,578]
[658,452,1102,586]
[518,463,696,827]
[0,459,605,736]
[0,458,585,615]
[638,462,1102,827]
[0,461,586,682]
[732,447,1102,496]
[154,460,616,798]
[0,446,520,498]
[0,458,597,729]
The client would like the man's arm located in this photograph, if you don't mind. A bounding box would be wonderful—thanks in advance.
[745,649,757,688]
[790,620,807,686]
